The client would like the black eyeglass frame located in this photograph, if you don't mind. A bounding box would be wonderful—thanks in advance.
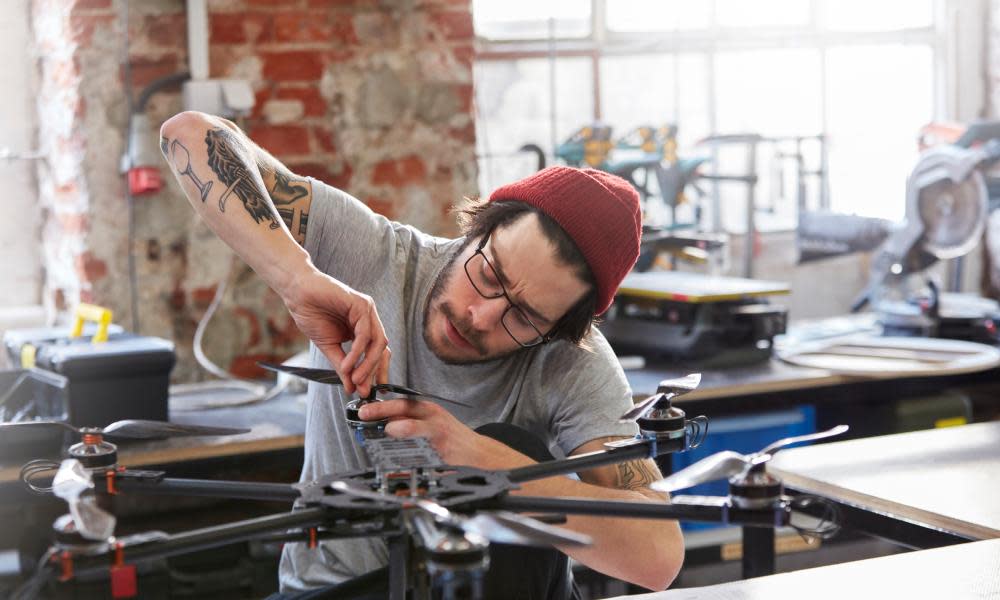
[463,228,554,348]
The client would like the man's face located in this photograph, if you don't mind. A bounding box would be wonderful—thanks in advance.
[423,213,590,364]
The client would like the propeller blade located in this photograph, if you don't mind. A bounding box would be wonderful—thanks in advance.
[375,384,473,408]
[101,420,250,439]
[619,392,667,423]
[657,373,702,397]
[52,459,116,540]
[757,425,849,459]
[0,420,79,435]
[258,362,345,384]
[650,450,749,493]
[464,511,591,548]
[619,373,702,423]
[259,362,472,407]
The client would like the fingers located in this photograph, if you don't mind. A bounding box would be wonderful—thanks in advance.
[321,345,353,394]
[377,347,391,385]
[384,418,423,439]
[358,398,429,421]
[341,298,390,398]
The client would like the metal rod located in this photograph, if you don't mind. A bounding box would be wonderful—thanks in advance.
[506,441,652,483]
[742,525,775,578]
[114,477,301,502]
[70,507,328,577]
[491,496,723,522]
[388,534,408,600]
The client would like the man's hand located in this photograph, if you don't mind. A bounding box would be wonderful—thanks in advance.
[285,268,391,397]
[358,399,528,468]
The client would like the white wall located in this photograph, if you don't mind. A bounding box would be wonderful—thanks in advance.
[0,0,41,307]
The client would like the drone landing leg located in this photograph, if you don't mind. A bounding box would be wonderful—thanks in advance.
[388,534,409,600]
[741,526,775,578]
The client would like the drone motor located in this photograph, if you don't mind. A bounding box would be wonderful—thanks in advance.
[67,430,118,473]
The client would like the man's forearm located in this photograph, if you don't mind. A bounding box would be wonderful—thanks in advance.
[159,111,313,297]
[481,444,684,591]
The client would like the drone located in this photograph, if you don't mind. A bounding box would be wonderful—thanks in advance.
[8,367,845,600]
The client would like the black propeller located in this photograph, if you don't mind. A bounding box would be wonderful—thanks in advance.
[0,419,250,440]
[258,362,473,408]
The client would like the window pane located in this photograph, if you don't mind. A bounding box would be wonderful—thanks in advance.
[475,58,594,191]
[605,0,711,32]
[715,0,810,28]
[825,45,935,220]
[473,0,591,40]
[821,0,933,31]
[710,49,822,232]
[600,53,710,147]
[715,49,822,135]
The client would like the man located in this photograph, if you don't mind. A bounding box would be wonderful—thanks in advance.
[160,111,684,597]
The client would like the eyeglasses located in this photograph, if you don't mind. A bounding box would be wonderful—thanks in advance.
[463,228,552,348]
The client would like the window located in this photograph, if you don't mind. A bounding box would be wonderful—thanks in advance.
[473,0,979,227]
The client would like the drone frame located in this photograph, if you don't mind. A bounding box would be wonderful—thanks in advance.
[13,377,843,600]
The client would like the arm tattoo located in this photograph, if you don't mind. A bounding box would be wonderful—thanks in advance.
[268,170,312,244]
[167,139,213,203]
[617,459,663,492]
[205,128,280,229]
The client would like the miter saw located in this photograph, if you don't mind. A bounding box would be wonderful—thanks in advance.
[851,140,1000,343]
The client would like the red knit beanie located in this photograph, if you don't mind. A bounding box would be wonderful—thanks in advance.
[488,166,641,315]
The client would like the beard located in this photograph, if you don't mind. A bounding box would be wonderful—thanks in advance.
[422,242,522,366]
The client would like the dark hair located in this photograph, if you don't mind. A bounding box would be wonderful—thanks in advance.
[454,197,598,345]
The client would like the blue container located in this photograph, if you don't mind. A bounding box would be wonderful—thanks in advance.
[671,405,816,531]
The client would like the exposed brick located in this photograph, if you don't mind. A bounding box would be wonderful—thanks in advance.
[53,288,68,312]
[169,284,186,310]
[328,161,353,189]
[453,43,475,70]
[313,126,337,153]
[448,122,476,143]
[364,196,395,218]
[143,13,188,48]
[267,314,304,347]
[210,12,273,45]
[248,124,312,155]
[191,285,218,308]
[454,82,473,114]
[428,10,473,41]
[372,155,427,187]
[229,353,277,379]
[276,86,327,116]
[271,10,357,45]
[289,162,334,183]
[261,50,324,82]
[307,0,377,9]
[233,306,263,346]
[69,13,115,46]
[72,0,113,10]
[75,251,108,283]
[127,54,182,89]
[248,0,298,7]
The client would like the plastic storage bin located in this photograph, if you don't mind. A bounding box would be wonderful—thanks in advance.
[0,368,70,459]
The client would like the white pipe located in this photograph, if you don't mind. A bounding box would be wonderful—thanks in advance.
[186,0,209,80]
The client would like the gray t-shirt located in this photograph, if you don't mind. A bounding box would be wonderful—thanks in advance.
[279,179,639,591]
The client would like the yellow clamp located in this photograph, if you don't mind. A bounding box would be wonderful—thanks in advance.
[71,303,113,343]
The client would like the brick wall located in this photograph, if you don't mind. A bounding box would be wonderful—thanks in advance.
[31,0,477,381]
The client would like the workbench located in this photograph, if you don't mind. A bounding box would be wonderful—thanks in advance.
[606,538,1000,599]
[770,420,1000,547]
